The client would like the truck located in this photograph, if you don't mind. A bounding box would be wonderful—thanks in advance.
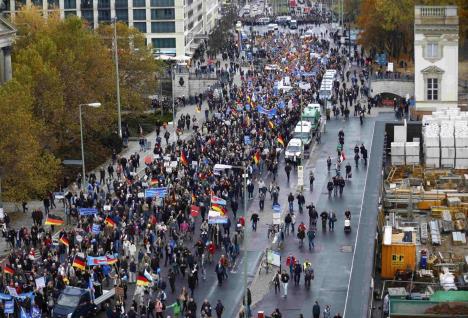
[52,286,115,318]
[301,104,322,134]
[293,121,313,149]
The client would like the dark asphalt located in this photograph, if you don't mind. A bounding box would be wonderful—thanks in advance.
[251,113,395,317]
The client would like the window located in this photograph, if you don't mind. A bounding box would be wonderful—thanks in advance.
[81,0,92,9]
[151,22,175,33]
[115,0,127,7]
[64,0,75,8]
[65,10,76,16]
[427,78,439,101]
[81,10,93,21]
[197,3,202,11]
[98,9,111,21]
[197,13,202,21]
[152,38,176,48]
[133,9,146,20]
[32,0,43,6]
[188,21,193,29]
[150,0,174,7]
[48,0,58,8]
[134,22,147,32]
[187,9,193,18]
[133,0,145,7]
[98,0,110,8]
[116,9,128,21]
[426,43,438,59]
[151,8,175,20]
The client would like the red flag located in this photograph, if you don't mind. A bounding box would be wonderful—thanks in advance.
[340,150,346,162]
[190,205,200,217]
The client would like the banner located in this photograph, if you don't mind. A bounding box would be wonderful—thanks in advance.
[87,255,118,266]
[190,205,200,217]
[257,105,277,118]
[208,210,228,224]
[79,208,98,216]
[145,187,167,198]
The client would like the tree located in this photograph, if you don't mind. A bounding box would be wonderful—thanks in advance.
[357,0,468,60]
[0,7,161,202]
[97,22,162,112]
[0,80,61,202]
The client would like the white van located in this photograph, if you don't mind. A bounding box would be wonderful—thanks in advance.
[267,23,279,32]
[285,138,304,163]
[258,17,270,25]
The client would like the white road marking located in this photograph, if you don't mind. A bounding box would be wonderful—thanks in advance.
[342,121,376,317]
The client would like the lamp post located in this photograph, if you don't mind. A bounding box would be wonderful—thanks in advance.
[79,102,102,190]
[112,18,122,138]
[172,64,176,126]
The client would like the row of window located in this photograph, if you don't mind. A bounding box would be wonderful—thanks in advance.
[7,0,174,10]
[152,38,175,48]
[133,21,175,32]
[133,8,174,20]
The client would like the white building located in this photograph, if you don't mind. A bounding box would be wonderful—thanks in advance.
[3,0,219,56]
[0,16,16,84]
[414,5,459,113]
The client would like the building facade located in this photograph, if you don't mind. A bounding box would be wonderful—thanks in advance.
[414,5,459,112]
[0,16,16,84]
[2,0,219,56]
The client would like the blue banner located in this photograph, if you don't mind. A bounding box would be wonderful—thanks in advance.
[4,301,13,313]
[145,187,167,198]
[244,136,251,145]
[273,204,281,212]
[257,105,277,118]
[79,208,98,216]
[278,100,285,109]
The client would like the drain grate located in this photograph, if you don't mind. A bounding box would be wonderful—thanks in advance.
[340,245,353,253]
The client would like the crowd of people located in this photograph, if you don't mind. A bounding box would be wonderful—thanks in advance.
[0,9,377,318]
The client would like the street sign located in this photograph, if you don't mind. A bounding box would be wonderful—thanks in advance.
[297,165,304,186]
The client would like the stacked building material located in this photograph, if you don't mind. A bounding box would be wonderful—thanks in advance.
[440,121,455,168]
[423,122,441,168]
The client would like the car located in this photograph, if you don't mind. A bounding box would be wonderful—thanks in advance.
[285,138,304,164]
[267,23,279,32]
[289,19,298,29]
[258,17,270,25]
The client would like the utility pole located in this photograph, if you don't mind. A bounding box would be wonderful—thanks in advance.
[112,18,122,139]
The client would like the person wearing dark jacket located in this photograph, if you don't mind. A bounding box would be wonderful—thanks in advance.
[215,299,224,318]
[313,301,321,318]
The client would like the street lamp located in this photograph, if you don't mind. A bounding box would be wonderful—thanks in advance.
[112,18,122,139]
[172,64,176,126]
[79,102,101,190]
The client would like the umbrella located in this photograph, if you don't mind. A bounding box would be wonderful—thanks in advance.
[144,155,153,165]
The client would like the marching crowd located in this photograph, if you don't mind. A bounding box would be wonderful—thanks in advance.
[0,12,374,318]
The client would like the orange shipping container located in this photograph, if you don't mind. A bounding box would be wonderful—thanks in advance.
[381,243,417,279]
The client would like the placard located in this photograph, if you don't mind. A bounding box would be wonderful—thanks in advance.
[35,277,46,289]
[103,205,111,211]
[138,192,144,198]
[297,165,304,186]
[4,301,14,314]
[266,250,281,267]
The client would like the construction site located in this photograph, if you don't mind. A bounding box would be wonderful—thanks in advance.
[374,111,468,318]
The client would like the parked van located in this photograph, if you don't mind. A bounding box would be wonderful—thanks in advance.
[285,138,304,164]
[301,104,321,133]
[267,23,279,32]
[289,19,298,29]
[258,17,270,25]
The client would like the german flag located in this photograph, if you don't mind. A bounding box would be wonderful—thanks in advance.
[136,275,150,287]
[277,135,285,147]
[4,265,14,275]
[72,256,86,271]
[253,151,261,164]
[104,217,116,228]
[150,178,158,186]
[211,204,227,215]
[45,216,64,226]
[180,151,188,166]
[106,255,118,265]
[268,120,275,129]
[59,237,69,247]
